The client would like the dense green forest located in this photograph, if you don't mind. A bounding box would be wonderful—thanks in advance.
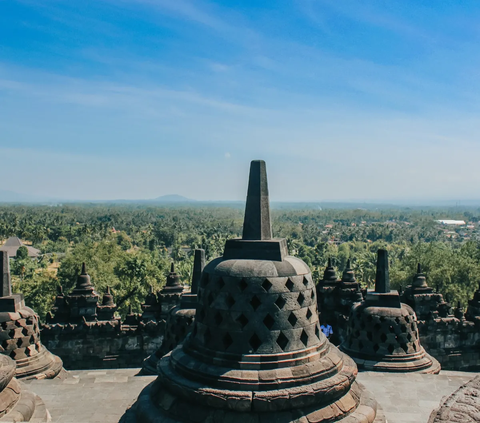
[1,204,480,320]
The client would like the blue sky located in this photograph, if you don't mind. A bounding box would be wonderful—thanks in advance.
[1,1,480,202]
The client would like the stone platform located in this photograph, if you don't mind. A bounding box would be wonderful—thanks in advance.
[20,368,475,423]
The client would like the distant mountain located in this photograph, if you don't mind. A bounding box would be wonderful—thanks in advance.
[0,190,48,203]
[153,194,195,203]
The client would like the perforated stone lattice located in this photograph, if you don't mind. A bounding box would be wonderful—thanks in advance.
[194,273,321,355]
[345,305,422,356]
[159,309,195,356]
[0,314,42,360]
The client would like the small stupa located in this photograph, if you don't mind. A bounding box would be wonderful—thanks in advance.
[141,285,162,323]
[466,282,480,324]
[316,258,341,328]
[133,160,384,423]
[401,264,444,320]
[97,286,117,321]
[67,263,100,322]
[341,249,441,373]
[0,251,63,379]
[158,262,185,319]
[337,259,363,307]
[332,260,364,345]
[142,249,205,375]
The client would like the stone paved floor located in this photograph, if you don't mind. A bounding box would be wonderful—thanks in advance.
[21,368,476,423]
[25,369,156,423]
[357,370,474,423]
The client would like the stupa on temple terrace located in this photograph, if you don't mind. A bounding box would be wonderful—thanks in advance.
[341,249,441,374]
[134,160,385,423]
[0,251,63,379]
[142,249,205,374]
[401,264,444,320]
[157,263,185,320]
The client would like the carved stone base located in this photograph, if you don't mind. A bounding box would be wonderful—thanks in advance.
[0,307,63,379]
[15,347,64,380]
[0,355,50,422]
[428,375,480,422]
[135,379,384,423]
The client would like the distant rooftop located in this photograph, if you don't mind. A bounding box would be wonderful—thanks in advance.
[436,220,466,225]
[0,237,40,258]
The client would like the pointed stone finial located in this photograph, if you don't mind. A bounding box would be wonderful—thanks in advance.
[322,257,337,282]
[191,249,205,295]
[75,262,93,290]
[342,259,356,282]
[0,251,12,297]
[413,263,428,288]
[242,160,272,241]
[375,249,390,293]
[57,285,63,295]
[128,305,133,315]
[102,286,115,307]
[165,262,182,289]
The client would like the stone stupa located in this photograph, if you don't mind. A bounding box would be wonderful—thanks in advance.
[158,263,185,320]
[316,258,341,328]
[0,354,50,421]
[401,264,444,320]
[465,282,480,324]
[341,249,441,374]
[0,251,63,380]
[142,249,205,375]
[133,160,385,423]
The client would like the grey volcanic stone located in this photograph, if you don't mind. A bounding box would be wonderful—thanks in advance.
[428,375,480,422]
[0,252,63,380]
[133,160,384,423]
[0,252,11,298]
[375,249,390,293]
[0,354,50,421]
[242,160,272,241]
[341,249,440,374]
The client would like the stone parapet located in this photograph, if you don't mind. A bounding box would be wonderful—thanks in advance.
[41,319,166,370]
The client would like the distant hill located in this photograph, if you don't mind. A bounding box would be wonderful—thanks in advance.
[0,190,49,203]
[153,194,195,203]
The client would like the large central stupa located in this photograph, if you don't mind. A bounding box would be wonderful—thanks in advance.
[134,160,384,422]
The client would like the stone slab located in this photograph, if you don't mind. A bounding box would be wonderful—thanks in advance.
[16,368,478,423]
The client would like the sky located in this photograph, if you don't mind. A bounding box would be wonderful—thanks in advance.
[2,1,480,202]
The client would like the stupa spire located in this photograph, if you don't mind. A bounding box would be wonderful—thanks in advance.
[342,259,356,282]
[322,257,338,282]
[242,160,272,240]
[75,262,93,291]
[375,249,390,293]
[0,251,12,297]
[413,263,428,288]
[191,249,205,295]
[165,262,182,288]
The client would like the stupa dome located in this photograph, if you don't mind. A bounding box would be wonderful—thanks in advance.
[134,160,385,422]
[341,249,440,374]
